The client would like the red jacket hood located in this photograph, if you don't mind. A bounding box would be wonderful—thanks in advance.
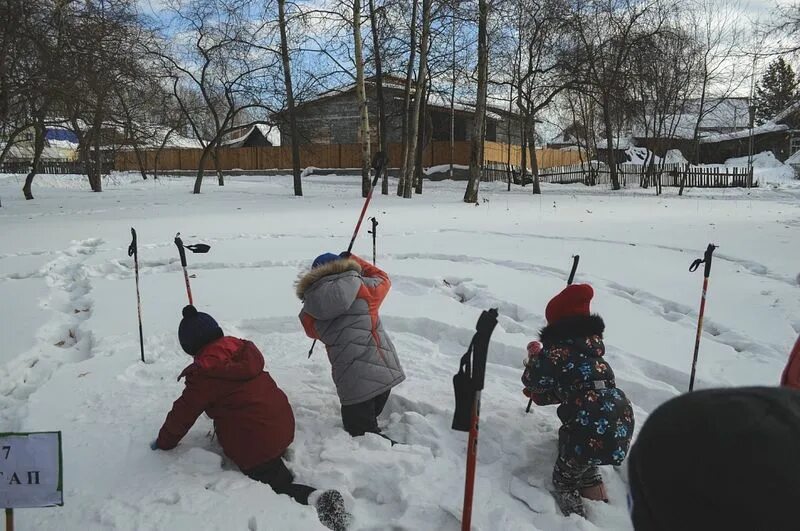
[178,337,265,381]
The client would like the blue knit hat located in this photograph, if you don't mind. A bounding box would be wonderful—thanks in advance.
[312,253,341,269]
[178,305,223,355]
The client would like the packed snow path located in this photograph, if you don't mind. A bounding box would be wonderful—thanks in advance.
[1,173,798,530]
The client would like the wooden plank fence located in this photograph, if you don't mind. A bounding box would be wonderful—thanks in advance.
[537,162,757,189]
[115,141,585,174]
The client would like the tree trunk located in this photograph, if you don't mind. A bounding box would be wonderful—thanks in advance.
[22,117,46,200]
[415,79,429,195]
[353,0,371,197]
[89,122,103,193]
[132,143,148,180]
[464,0,489,204]
[154,129,174,181]
[520,124,528,186]
[403,0,431,199]
[368,0,388,195]
[449,17,456,180]
[398,0,419,196]
[601,96,620,190]
[692,70,708,165]
[528,118,540,195]
[193,146,211,194]
[213,145,224,186]
[278,0,303,197]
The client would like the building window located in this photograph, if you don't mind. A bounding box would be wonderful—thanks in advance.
[485,120,497,142]
[791,132,800,155]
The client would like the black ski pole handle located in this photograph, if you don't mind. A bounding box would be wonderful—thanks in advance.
[175,233,188,267]
[567,255,580,285]
[128,228,138,258]
[689,244,717,276]
[186,243,211,253]
[368,217,379,234]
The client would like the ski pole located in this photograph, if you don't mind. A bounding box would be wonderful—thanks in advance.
[174,233,211,306]
[451,309,499,531]
[128,228,145,363]
[368,216,379,265]
[688,244,717,392]
[525,255,580,413]
[347,151,387,254]
[308,152,388,358]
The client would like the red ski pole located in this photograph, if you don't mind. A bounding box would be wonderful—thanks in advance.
[452,309,498,531]
[346,152,387,254]
[688,244,717,392]
[174,233,210,306]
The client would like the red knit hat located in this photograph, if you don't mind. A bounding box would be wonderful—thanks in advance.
[545,284,594,324]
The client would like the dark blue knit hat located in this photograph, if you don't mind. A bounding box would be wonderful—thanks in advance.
[178,305,223,355]
[313,253,341,269]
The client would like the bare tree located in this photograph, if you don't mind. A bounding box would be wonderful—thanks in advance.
[401,0,431,199]
[687,0,745,163]
[278,0,303,196]
[464,0,489,203]
[351,0,372,197]
[368,0,389,194]
[154,0,280,194]
[631,23,702,193]
[567,0,668,190]
[512,0,573,195]
[398,0,419,196]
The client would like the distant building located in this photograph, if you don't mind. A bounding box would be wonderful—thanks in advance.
[220,124,275,148]
[272,76,523,147]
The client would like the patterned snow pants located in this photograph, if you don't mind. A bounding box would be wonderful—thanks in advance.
[552,456,603,517]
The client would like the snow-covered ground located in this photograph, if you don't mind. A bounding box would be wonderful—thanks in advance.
[1,172,799,530]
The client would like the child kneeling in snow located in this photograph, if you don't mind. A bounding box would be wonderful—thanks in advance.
[522,284,634,518]
[296,252,405,438]
[152,305,349,531]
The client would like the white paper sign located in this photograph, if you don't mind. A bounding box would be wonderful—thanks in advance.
[0,432,63,508]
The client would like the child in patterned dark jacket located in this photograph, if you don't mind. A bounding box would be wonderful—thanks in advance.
[522,283,634,518]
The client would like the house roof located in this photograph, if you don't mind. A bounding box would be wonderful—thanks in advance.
[290,78,521,121]
[631,97,751,139]
[699,122,788,144]
[773,100,800,123]
[220,124,272,148]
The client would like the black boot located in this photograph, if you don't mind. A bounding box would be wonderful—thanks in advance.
[554,488,586,517]
[315,490,351,531]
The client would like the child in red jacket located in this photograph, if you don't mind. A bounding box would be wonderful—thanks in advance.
[152,305,349,531]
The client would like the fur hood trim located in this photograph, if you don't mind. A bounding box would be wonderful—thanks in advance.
[295,258,362,300]
[539,314,605,346]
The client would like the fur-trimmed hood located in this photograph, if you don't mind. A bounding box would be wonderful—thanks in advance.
[296,258,363,321]
[539,314,605,347]
[295,258,362,300]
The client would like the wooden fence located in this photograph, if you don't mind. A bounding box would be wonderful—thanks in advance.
[0,160,111,175]
[538,162,757,188]
[114,141,584,173]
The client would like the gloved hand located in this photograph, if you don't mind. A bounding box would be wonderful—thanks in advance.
[524,341,543,367]
[339,251,352,258]
[523,387,534,398]
[150,440,159,451]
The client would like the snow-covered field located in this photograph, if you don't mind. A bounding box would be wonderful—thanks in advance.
[1,172,799,530]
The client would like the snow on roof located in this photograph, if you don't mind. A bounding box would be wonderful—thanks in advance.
[785,149,800,165]
[699,122,788,144]
[772,100,800,123]
[631,98,751,139]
